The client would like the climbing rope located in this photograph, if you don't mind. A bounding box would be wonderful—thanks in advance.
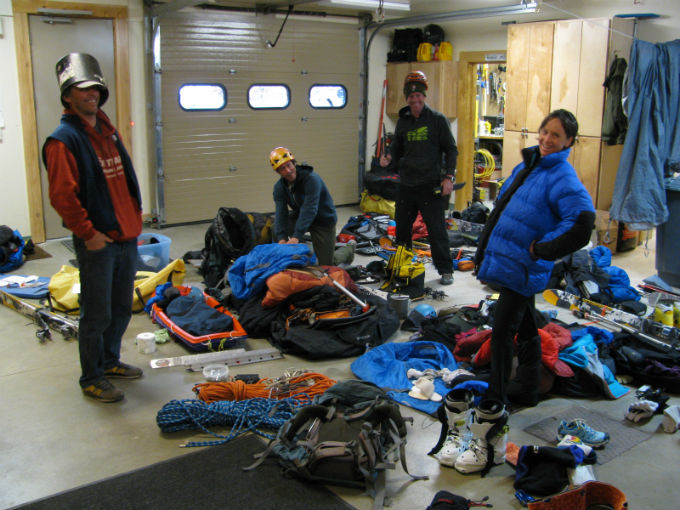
[474,148,496,180]
[193,370,336,403]
[156,396,309,447]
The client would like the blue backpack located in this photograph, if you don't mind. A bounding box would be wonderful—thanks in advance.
[0,226,25,273]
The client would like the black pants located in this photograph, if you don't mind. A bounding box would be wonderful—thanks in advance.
[395,184,452,275]
[487,287,542,404]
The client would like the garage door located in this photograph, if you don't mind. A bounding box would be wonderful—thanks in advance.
[157,9,360,224]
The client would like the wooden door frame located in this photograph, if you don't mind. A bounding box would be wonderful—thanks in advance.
[455,50,506,211]
[12,0,130,243]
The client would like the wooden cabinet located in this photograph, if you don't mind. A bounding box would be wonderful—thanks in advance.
[502,17,634,208]
[505,22,554,133]
[551,19,609,137]
[385,60,457,118]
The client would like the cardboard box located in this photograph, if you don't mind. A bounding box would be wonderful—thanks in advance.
[593,210,618,255]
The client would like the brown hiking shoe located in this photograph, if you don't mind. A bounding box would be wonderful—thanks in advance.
[104,362,143,379]
[82,378,124,403]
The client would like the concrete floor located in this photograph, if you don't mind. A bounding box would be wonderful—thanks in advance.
[1,205,678,510]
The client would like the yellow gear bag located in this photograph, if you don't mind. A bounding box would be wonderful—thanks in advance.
[360,190,395,218]
[48,258,186,314]
[380,245,425,299]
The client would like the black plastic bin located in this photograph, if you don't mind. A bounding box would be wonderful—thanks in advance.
[656,175,680,287]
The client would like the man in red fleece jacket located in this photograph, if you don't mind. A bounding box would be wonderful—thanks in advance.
[43,53,143,403]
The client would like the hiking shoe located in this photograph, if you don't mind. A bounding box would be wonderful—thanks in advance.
[440,273,454,285]
[557,419,610,448]
[104,362,143,379]
[82,378,124,403]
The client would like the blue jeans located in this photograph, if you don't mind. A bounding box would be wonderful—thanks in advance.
[73,236,137,387]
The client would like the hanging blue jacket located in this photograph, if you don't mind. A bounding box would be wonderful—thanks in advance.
[610,39,680,229]
[476,147,594,296]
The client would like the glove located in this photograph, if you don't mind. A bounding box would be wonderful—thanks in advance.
[625,399,659,422]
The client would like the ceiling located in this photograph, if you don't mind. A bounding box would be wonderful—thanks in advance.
[147,1,572,30]
[146,1,651,37]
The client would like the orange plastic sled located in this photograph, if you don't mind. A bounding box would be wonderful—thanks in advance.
[151,285,247,352]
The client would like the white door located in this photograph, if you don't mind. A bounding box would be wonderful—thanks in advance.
[29,15,117,239]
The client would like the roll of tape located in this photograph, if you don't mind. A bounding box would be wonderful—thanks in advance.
[136,332,157,354]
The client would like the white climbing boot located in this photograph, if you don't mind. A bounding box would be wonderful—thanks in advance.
[454,398,508,475]
[438,389,473,466]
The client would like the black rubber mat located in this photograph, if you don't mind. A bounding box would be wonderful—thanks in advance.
[10,434,358,510]
[524,405,653,465]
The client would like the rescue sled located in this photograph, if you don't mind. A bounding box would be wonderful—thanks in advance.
[150,285,247,352]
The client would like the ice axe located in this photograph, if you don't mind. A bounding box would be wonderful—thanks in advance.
[310,266,370,312]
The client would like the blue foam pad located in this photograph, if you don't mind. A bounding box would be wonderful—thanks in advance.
[0,275,50,299]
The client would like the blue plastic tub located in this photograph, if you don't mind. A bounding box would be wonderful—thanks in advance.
[137,233,171,272]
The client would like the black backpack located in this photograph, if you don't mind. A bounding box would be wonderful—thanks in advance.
[199,207,255,289]
[245,380,427,509]
[387,28,424,62]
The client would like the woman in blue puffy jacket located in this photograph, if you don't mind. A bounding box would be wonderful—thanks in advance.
[474,109,595,406]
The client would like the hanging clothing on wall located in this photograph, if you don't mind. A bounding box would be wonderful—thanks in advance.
[610,39,680,230]
[601,56,628,145]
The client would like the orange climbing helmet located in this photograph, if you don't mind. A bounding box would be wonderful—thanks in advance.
[403,70,428,98]
[269,146,295,171]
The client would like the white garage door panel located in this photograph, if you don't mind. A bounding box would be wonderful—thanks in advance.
[159,9,360,224]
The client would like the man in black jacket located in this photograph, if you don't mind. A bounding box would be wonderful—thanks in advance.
[380,70,458,285]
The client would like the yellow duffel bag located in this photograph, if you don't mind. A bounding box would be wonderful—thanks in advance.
[48,258,186,314]
[359,190,395,218]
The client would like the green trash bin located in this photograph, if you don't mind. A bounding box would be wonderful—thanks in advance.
[655,176,680,287]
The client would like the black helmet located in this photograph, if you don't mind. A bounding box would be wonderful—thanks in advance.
[423,24,445,45]
[56,53,109,108]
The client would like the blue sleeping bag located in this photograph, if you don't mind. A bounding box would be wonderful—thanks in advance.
[227,243,316,300]
[351,341,458,415]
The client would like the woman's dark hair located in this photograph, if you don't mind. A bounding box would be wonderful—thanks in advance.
[540,109,579,146]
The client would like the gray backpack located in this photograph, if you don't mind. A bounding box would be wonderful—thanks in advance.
[245,380,427,509]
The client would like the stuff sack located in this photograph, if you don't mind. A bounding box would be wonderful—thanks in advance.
[262,265,356,308]
[0,226,26,273]
[246,380,427,509]
[200,207,256,289]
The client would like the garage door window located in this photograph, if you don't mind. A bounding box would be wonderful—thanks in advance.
[309,84,347,109]
[178,84,227,111]
[248,84,291,109]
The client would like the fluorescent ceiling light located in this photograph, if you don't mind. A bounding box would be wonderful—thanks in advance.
[329,0,411,12]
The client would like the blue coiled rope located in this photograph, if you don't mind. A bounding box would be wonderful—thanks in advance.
[156,396,310,447]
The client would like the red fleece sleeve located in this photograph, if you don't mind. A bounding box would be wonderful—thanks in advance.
[44,139,97,241]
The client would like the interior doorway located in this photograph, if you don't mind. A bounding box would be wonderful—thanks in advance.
[29,15,117,240]
[12,0,130,243]
[454,51,506,211]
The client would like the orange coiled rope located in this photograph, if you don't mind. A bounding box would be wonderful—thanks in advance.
[193,370,337,404]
